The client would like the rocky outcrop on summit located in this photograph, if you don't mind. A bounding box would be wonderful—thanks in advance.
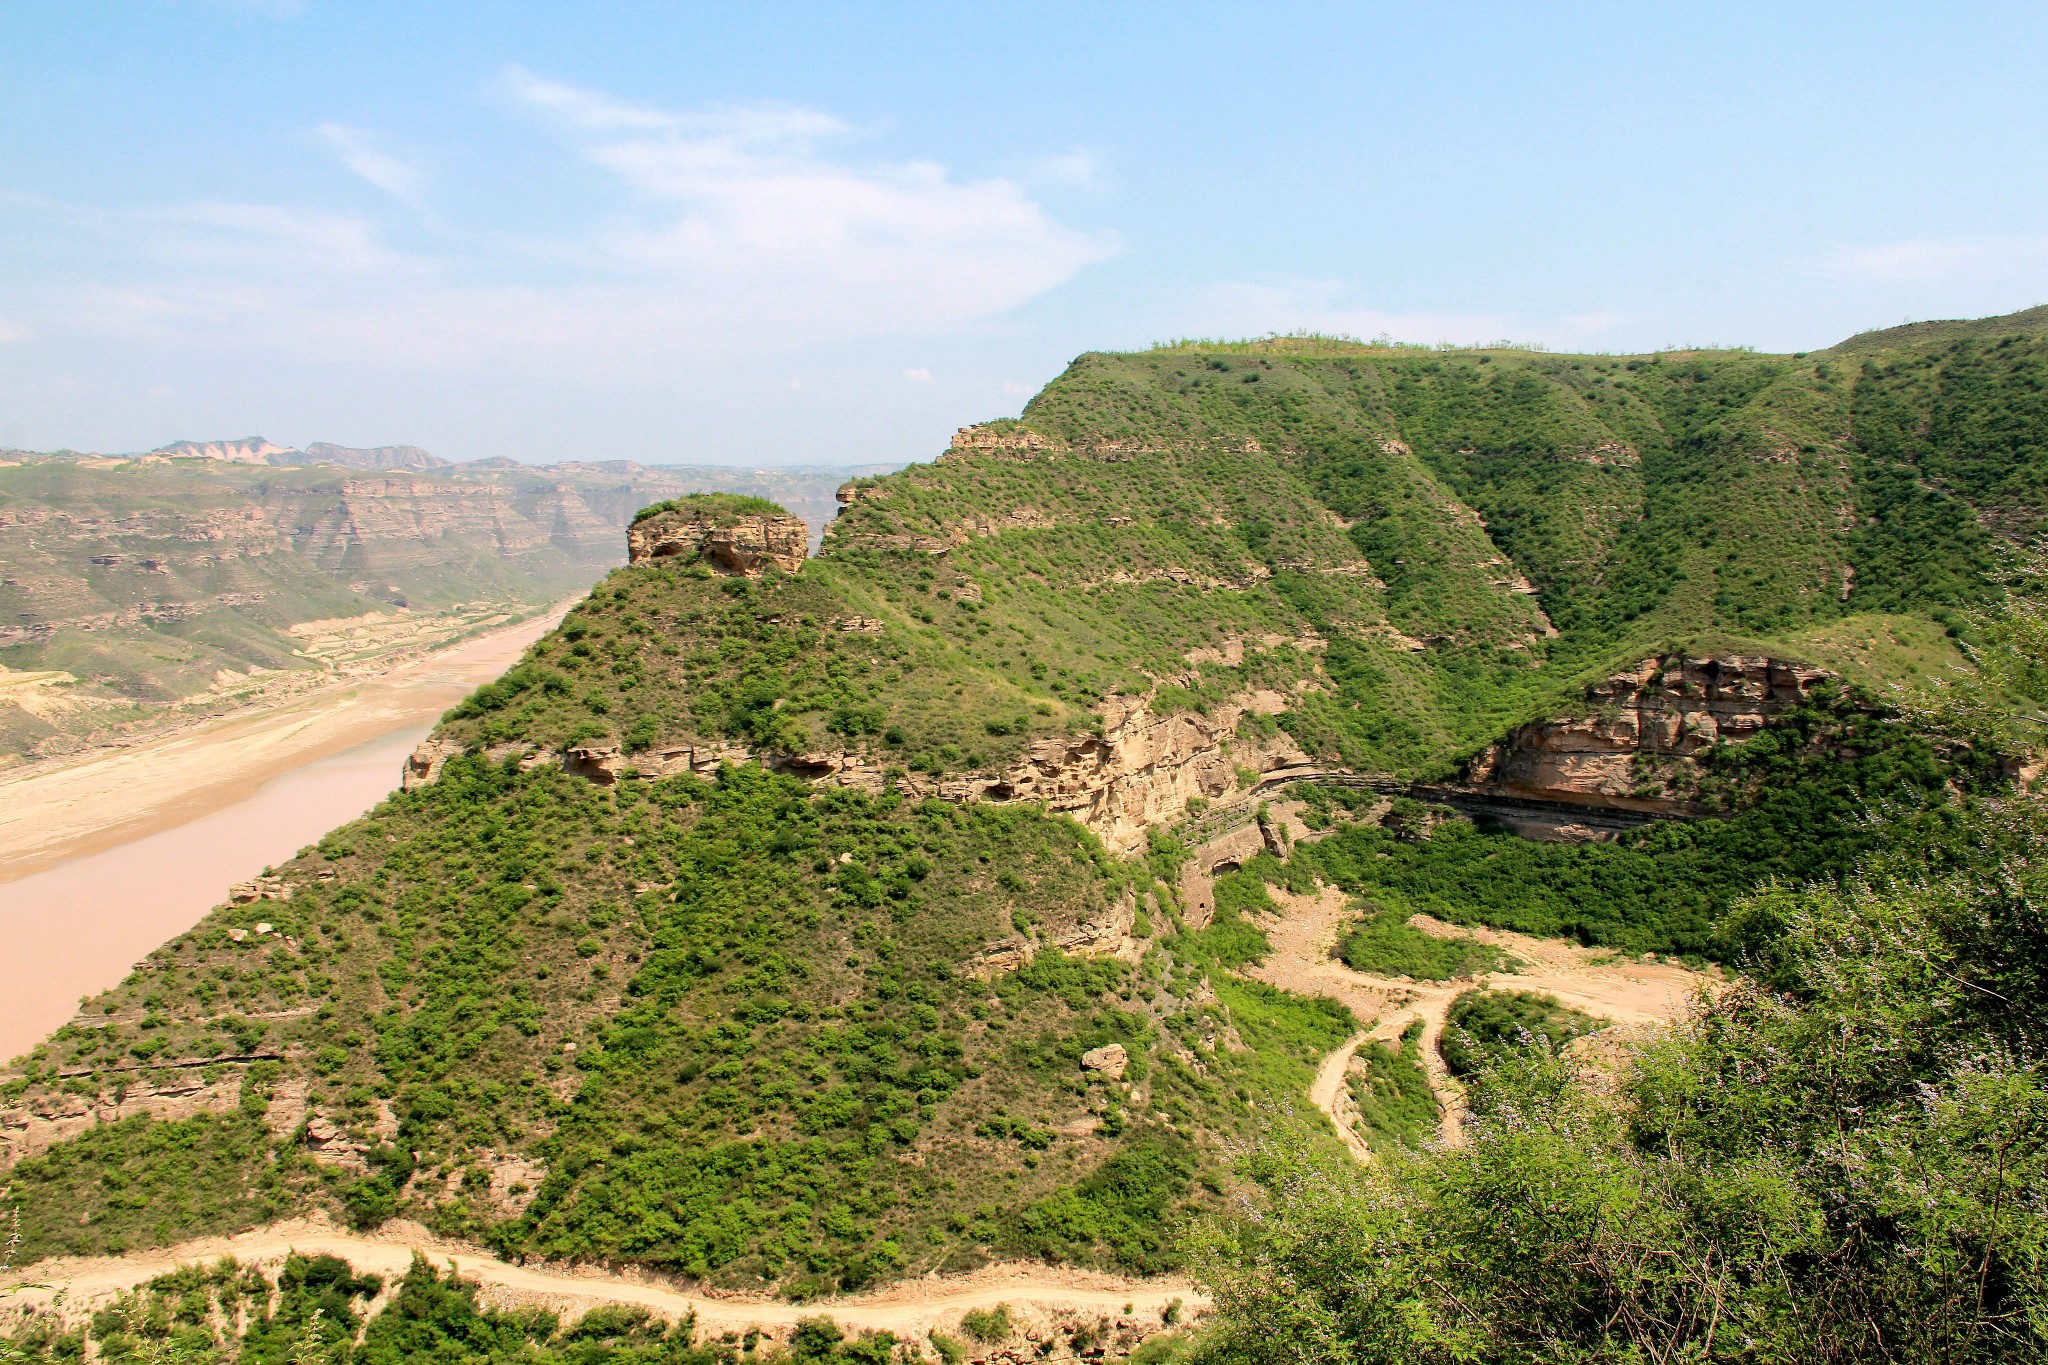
[937,422,1164,464]
[940,422,1070,459]
[1468,653,1832,815]
[626,509,808,576]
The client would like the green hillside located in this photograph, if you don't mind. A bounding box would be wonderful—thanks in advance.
[6,307,2048,1335]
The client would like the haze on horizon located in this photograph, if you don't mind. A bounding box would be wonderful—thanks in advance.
[3,1,2046,467]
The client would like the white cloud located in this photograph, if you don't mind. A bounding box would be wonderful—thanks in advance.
[500,66,696,133]
[1818,236,2048,286]
[159,202,409,275]
[0,319,29,344]
[317,123,424,205]
[16,72,1118,376]
[1025,151,1102,189]
[903,367,934,382]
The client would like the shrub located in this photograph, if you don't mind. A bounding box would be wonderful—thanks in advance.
[1438,989,1600,1076]
[960,1304,1014,1343]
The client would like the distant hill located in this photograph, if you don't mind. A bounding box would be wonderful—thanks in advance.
[285,442,449,471]
[149,436,293,463]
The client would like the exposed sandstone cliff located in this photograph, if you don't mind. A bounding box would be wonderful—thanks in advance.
[626,509,809,576]
[2,1072,245,1167]
[411,688,1312,856]
[1468,653,1832,815]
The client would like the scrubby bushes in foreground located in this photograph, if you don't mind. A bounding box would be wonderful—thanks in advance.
[1190,790,2048,1363]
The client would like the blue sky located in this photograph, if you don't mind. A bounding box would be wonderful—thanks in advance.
[4,1,2047,466]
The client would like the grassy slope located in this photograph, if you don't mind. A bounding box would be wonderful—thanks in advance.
[5,758,1350,1287]
[9,308,2048,1289]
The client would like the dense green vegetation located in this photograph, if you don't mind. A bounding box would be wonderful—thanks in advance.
[414,307,2048,798]
[1345,1022,1439,1154]
[12,308,2048,1355]
[1437,988,1602,1077]
[1186,533,2048,1363]
[1190,785,2048,1361]
[1335,901,1517,980]
[1290,685,2002,958]
[1,756,1349,1288]
[631,492,790,524]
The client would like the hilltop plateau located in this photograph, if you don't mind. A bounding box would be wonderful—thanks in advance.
[5,307,2048,1360]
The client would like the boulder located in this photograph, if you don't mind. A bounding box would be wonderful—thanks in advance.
[1081,1043,1129,1080]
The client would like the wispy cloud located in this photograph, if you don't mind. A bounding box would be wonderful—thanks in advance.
[0,319,29,344]
[903,367,934,382]
[1025,151,1103,189]
[9,71,1118,375]
[316,123,424,205]
[1817,236,2048,286]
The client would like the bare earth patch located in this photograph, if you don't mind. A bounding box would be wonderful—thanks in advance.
[1246,883,1716,1156]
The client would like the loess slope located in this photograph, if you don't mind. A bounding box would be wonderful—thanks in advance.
[7,306,2048,1307]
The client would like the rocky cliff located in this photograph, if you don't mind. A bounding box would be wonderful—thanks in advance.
[423,686,1312,855]
[625,508,809,575]
[1468,653,1833,814]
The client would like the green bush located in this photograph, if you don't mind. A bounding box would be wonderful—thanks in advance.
[1438,989,1600,1076]
[1346,1033,1438,1152]
[960,1304,1014,1343]
[1335,904,1515,980]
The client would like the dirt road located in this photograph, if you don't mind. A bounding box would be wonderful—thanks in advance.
[1249,883,1711,1154]
[2,1216,1203,1344]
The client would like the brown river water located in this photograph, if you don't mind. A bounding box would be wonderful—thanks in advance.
[0,610,565,1064]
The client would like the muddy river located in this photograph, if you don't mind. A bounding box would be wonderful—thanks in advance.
[0,609,565,1064]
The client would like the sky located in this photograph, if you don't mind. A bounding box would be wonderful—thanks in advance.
[4,1,2047,467]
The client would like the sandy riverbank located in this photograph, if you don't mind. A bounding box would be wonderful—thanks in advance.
[0,605,569,1063]
[0,604,569,884]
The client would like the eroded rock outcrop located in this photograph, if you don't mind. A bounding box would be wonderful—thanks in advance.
[939,423,1071,460]
[981,693,1313,852]
[626,509,808,575]
[1468,653,1833,814]
[2,1073,241,1167]
[401,734,466,791]
[426,688,1311,857]
[739,692,1313,854]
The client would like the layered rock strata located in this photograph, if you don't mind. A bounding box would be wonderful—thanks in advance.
[2,1073,243,1166]
[410,689,1312,857]
[626,510,809,576]
[1468,653,1832,815]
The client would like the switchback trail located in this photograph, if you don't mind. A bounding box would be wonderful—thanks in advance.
[1248,882,1713,1155]
[1,1217,1204,1343]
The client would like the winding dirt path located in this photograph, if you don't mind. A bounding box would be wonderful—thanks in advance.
[1246,883,1712,1155]
[0,1216,1203,1344]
